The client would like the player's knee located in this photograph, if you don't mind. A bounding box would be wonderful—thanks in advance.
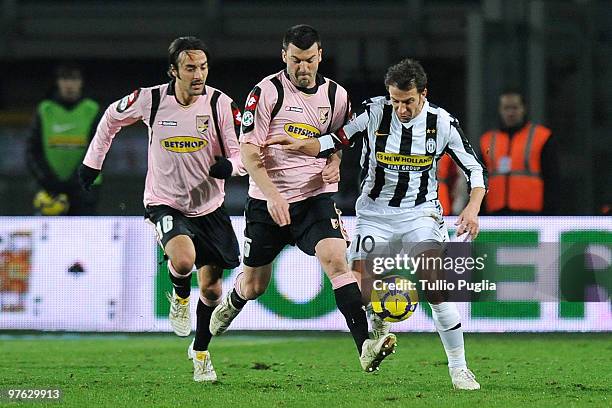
[201,280,222,302]
[430,302,461,331]
[170,256,195,276]
[247,280,268,299]
[319,253,348,278]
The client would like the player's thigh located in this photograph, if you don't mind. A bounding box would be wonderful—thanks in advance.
[293,194,348,257]
[190,205,240,270]
[348,217,395,263]
[315,237,350,279]
[402,201,449,243]
[401,218,449,258]
[243,197,290,268]
[145,205,196,269]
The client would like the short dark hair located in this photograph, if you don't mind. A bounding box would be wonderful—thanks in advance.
[55,62,82,80]
[167,36,210,78]
[384,58,427,93]
[500,87,525,104]
[282,24,321,51]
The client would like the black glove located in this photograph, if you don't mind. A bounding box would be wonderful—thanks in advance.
[78,164,101,191]
[209,156,233,179]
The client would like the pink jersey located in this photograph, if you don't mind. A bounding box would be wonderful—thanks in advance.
[83,82,245,216]
[240,71,350,203]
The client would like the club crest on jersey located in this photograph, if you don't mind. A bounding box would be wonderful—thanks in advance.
[116,89,140,113]
[196,115,210,136]
[376,152,434,172]
[318,107,330,124]
[284,123,321,140]
[162,136,208,153]
[426,138,437,154]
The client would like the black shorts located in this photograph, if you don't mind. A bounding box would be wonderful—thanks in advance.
[243,193,348,267]
[145,204,240,269]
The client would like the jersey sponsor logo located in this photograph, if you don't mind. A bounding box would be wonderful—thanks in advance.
[116,89,140,113]
[158,120,177,127]
[242,111,254,127]
[246,94,259,110]
[426,138,437,154]
[318,107,330,124]
[285,106,303,113]
[161,136,208,153]
[232,106,242,126]
[283,123,321,140]
[375,152,434,172]
[196,115,209,136]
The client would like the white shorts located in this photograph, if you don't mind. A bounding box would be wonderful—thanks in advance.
[348,196,449,262]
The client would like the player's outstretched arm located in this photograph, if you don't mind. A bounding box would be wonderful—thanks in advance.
[264,135,321,156]
[80,89,144,190]
[264,127,351,158]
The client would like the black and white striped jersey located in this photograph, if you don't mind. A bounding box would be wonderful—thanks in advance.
[321,96,487,208]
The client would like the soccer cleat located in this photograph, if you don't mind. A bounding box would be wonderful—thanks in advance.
[166,290,191,337]
[188,339,217,382]
[450,367,481,390]
[366,303,391,340]
[360,333,397,372]
[209,292,242,336]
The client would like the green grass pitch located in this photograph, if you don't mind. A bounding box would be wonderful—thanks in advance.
[1,333,610,407]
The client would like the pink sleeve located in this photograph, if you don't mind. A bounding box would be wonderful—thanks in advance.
[239,83,273,147]
[83,88,148,170]
[219,95,247,176]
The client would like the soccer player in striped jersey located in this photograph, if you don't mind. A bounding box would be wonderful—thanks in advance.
[209,25,397,373]
[79,37,246,382]
[265,58,487,390]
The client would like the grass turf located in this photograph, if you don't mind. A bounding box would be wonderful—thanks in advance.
[0,333,610,407]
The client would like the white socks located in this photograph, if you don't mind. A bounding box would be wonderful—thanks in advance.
[431,302,467,369]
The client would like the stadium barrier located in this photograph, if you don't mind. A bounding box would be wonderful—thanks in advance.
[0,216,610,332]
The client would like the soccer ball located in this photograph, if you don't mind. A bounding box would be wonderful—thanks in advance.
[370,275,418,322]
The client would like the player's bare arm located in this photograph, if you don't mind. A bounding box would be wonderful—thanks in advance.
[241,142,291,226]
[455,187,486,240]
[264,135,320,156]
[264,128,351,158]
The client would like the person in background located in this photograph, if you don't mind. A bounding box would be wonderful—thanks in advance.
[480,89,559,215]
[27,62,101,215]
[437,153,468,215]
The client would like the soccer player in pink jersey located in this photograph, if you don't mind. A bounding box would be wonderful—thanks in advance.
[209,25,397,373]
[78,37,246,382]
